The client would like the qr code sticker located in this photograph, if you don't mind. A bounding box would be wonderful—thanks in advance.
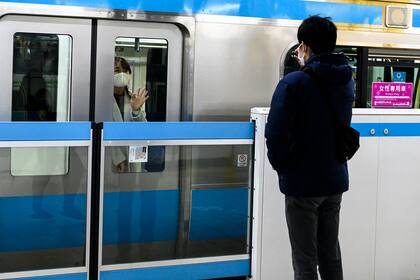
[129,146,148,163]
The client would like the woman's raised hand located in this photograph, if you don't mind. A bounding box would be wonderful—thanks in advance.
[130,87,149,111]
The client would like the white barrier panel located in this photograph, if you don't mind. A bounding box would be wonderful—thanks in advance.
[251,108,420,280]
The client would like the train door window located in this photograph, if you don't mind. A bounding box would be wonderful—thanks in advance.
[367,48,420,108]
[114,37,168,122]
[11,33,72,176]
[12,33,72,122]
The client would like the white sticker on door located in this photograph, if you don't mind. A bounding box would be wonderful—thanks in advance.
[129,146,148,163]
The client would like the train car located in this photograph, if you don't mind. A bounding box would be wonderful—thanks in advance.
[0,0,420,279]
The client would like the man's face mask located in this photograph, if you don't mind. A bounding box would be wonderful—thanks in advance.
[114,72,131,88]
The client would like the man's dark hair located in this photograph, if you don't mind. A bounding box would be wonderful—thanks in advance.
[297,16,337,55]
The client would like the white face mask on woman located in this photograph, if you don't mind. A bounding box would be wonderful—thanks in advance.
[114,72,131,88]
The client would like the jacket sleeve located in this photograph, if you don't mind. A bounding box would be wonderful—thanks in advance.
[130,104,147,122]
[265,80,296,172]
[112,146,126,167]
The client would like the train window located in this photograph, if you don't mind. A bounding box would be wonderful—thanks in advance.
[283,45,359,107]
[11,33,72,176]
[283,45,300,76]
[283,45,420,109]
[113,37,168,173]
[12,33,72,121]
[367,48,420,108]
[337,47,358,107]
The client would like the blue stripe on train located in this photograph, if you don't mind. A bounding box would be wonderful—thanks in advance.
[190,187,249,240]
[0,188,249,252]
[102,190,179,244]
[0,0,382,25]
[0,194,87,252]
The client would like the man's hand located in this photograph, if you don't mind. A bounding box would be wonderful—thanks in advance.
[117,161,127,173]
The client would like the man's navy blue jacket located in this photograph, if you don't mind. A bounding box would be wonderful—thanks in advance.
[265,53,355,197]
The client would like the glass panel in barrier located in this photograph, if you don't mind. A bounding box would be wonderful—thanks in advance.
[102,144,252,265]
[0,147,88,273]
[188,145,252,258]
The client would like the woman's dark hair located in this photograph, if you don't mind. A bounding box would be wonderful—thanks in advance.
[114,56,132,74]
[297,16,337,55]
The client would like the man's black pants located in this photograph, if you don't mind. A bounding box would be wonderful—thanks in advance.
[285,194,343,280]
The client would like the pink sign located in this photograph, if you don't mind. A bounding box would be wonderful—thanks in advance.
[372,82,413,108]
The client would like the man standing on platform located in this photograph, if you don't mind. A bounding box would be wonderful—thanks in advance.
[265,16,355,280]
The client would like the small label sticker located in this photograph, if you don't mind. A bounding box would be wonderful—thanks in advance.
[129,146,148,163]
[393,71,406,82]
[237,154,248,167]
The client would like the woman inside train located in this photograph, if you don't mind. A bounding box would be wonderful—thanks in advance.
[113,56,148,122]
[112,56,148,172]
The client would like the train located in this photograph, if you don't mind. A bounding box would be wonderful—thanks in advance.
[1,0,420,279]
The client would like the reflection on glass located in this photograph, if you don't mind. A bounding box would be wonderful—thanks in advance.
[11,33,72,176]
[113,38,168,173]
[0,147,88,273]
[102,145,252,265]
